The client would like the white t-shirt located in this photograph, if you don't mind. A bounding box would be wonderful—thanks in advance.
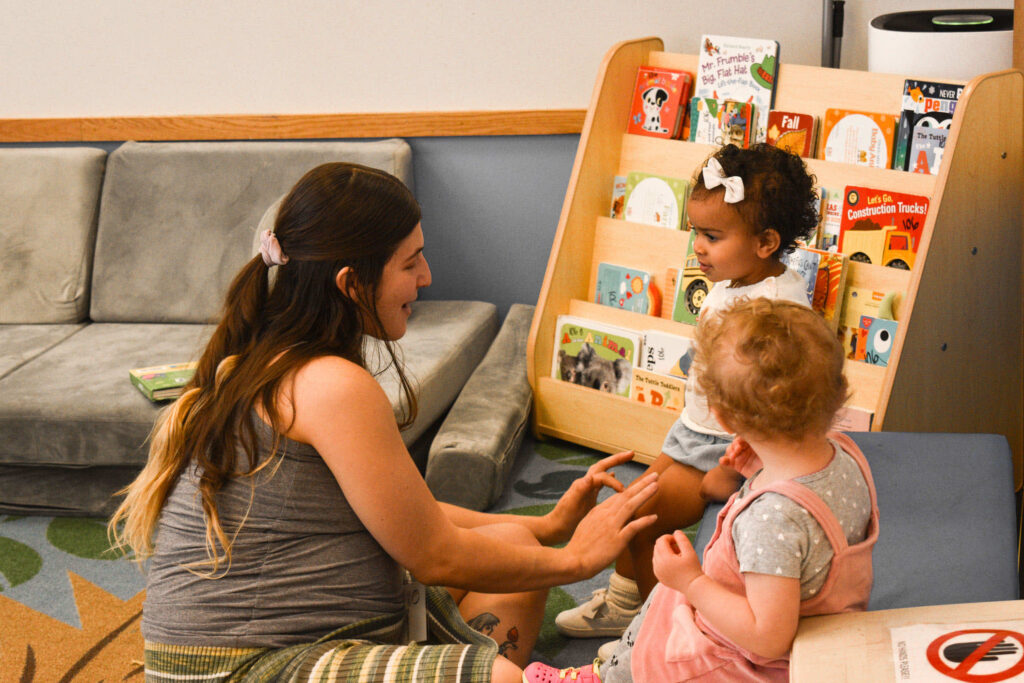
[682,267,810,436]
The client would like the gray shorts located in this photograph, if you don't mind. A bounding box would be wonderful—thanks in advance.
[661,418,733,472]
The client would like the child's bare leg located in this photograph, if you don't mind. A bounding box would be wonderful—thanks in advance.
[611,453,687,577]
[616,454,707,598]
[699,464,744,502]
[448,522,547,668]
[491,656,523,683]
[556,453,708,638]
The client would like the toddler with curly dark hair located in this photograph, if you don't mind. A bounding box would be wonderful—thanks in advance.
[555,143,823,646]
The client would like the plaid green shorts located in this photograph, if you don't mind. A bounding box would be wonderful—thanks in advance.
[144,587,498,682]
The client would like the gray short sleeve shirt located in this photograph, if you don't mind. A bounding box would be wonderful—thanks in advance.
[732,440,871,599]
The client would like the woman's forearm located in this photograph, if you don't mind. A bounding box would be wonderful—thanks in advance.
[410,526,584,592]
[418,477,659,592]
[439,501,558,544]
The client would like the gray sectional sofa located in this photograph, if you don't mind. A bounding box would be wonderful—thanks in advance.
[0,139,504,516]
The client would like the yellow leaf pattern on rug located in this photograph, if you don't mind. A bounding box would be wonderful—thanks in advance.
[0,572,144,682]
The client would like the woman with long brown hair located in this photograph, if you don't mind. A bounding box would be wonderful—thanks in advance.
[109,162,658,683]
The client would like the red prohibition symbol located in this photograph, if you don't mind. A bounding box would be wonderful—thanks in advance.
[925,629,1024,682]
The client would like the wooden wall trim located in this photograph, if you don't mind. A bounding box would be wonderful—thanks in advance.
[0,109,587,142]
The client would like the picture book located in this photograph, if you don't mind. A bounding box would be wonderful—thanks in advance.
[837,186,930,269]
[688,97,754,147]
[858,315,899,366]
[696,34,779,144]
[833,405,874,431]
[642,329,694,379]
[766,110,817,157]
[595,262,658,315]
[724,99,754,148]
[610,175,627,219]
[688,97,719,144]
[551,315,640,397]
[781,246,821,304]
[838,286,902,362]
[623,171,689,230]
[908,109,952,136]
[821,109,898,169]
[780,246,848,331]
[714,99,754,148]
[660,267,678,321]
[907,111,952,175]
[626,66,693,139]
[813,250,847,330]
[671,230,711,325]
[818,186,843,251]
[908,125,949,175]
[629,368,685,412]
[893,79,963,171]
[129,361,197,402]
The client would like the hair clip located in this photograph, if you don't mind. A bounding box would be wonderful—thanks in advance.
[702,157,745,204]
[259,229,290,267]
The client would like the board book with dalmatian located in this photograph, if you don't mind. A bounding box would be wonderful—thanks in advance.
[626,66,693,140]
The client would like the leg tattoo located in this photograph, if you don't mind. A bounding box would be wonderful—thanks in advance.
[467,612,520,657]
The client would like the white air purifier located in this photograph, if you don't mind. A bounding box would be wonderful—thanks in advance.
[868,9,1013,80]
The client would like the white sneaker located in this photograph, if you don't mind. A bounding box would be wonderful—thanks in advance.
[555,574,641,638]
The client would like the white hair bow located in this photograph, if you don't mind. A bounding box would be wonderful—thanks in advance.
[259,229,290,266]
[702,157,745,204]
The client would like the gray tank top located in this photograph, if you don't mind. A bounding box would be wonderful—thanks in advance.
[142,417,405,647]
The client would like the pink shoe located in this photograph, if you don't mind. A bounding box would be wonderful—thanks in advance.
[522,660,601,683]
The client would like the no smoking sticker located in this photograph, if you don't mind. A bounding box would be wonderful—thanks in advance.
[891,623,1024,682]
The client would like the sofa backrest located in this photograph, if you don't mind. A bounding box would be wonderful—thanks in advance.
[90,139,414,323]
[0,147,107,324]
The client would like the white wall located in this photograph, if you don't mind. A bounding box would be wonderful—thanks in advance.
[0,0,1011,118]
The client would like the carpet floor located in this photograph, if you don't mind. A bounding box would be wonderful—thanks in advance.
[0,433,697,680]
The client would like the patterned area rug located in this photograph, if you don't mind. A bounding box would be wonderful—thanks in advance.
[0,434,693,679]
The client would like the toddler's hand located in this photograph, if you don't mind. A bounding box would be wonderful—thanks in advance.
[720,437,762,478]
[652,530,703,594]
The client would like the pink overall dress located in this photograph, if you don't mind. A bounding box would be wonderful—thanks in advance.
[631,432,880,682]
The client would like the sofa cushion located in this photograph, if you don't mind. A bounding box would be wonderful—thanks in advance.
[90,139,414,323]
[426,303,534,510]
[0,323,86,379]
[692,432,1019,610]
[0,465,141,517]
[0,147,107,323]
[0,323,213,468]
[0,301,496,515]
[370,300,499,449]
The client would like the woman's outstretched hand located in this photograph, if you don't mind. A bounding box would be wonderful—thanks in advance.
[542,450,634,545]
[562,470,659,577]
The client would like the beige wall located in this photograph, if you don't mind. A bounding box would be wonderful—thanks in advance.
[0,0,1012,117]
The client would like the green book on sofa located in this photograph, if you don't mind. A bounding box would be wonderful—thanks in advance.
[129,361,197,402]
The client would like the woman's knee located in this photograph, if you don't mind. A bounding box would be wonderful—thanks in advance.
[473,521,540,547]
